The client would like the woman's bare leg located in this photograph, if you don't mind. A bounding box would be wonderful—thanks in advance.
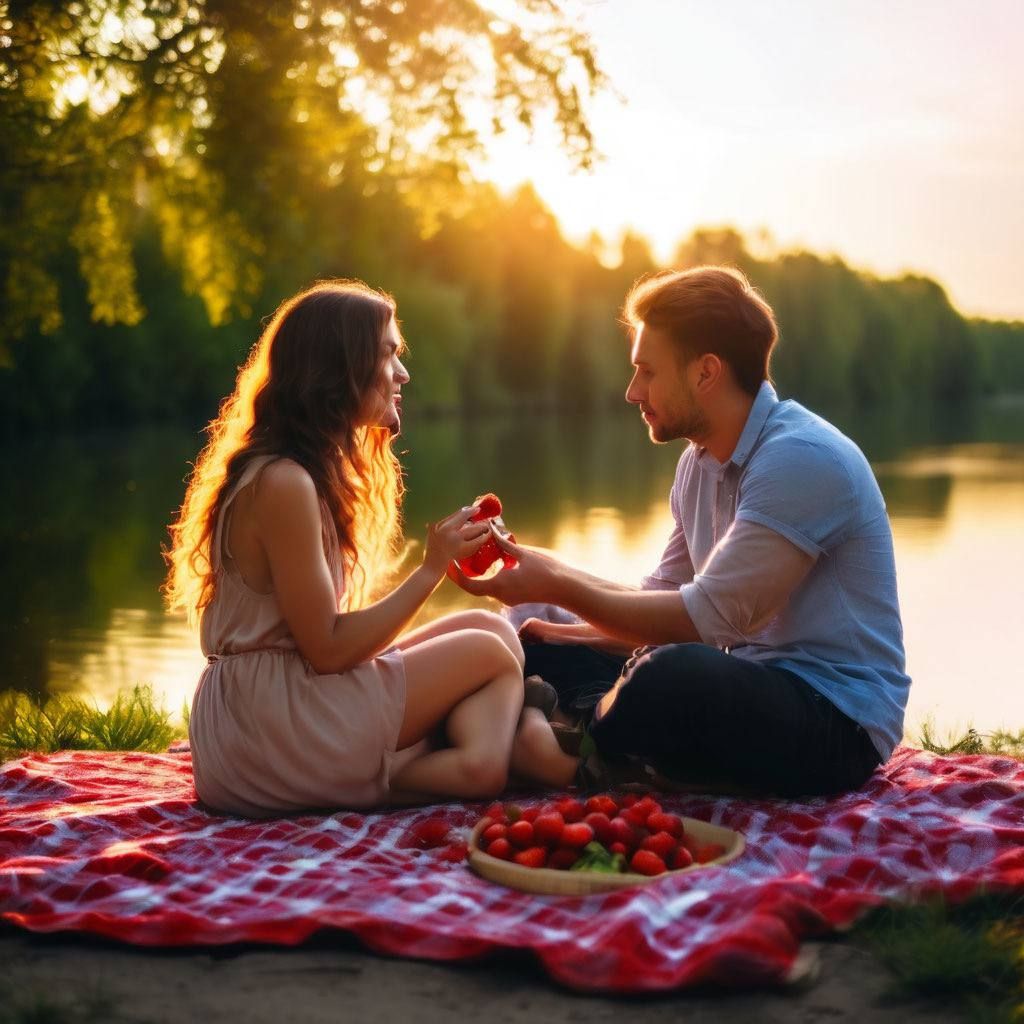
[395,610,524,670]
[388,629,524,801]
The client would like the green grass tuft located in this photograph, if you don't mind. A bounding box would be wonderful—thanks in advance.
[857,893,1024,1023]
[916,720,1024,760]
[0,977,121,1024]
[0,685,186,761]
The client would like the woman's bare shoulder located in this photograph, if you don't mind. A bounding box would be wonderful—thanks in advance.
[255,458,319,510]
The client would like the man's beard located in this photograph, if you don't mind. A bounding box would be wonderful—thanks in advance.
[650,402,709,444]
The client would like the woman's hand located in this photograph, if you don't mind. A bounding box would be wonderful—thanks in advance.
[422,506,491,577]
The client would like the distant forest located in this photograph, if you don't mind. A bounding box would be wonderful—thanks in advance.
[3,189,1023,435]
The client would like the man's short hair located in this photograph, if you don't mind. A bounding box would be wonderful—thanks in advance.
[623,266,778,396]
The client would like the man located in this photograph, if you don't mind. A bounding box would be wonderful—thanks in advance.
[450,266,910,797]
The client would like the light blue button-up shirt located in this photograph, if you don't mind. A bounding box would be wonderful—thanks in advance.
[641,381,911,761]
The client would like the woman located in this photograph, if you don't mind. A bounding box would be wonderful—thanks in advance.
[164,280,577,817]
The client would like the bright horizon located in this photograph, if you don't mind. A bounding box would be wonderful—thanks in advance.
[477,0,1024,321]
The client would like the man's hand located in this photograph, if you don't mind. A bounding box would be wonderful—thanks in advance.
[450,532,701,649]
[446,534,563,607]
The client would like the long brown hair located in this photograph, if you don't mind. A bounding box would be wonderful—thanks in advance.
[164,280,405,622]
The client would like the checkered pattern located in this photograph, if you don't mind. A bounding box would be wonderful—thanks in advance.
[2,747,1022,992]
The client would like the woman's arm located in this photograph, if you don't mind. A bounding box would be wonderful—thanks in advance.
[256,460,487,674]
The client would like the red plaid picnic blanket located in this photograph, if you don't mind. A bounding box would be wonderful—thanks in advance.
[2,746,1022,992]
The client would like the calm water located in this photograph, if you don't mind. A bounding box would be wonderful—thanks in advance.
[2,398,1023,741]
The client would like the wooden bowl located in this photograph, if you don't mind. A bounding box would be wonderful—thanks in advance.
[467,815,745,895]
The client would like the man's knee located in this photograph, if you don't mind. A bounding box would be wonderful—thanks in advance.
[618,643,721,703]
[590,643,723,755]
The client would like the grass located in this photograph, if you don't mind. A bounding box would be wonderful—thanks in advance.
[0,684,188,764]
[855,893,1024,1023]
[916,721,1024,759]
[0,977,123,1024]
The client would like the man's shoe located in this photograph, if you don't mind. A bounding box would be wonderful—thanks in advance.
[523,675,559,720]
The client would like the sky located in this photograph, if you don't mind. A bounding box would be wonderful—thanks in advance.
[478,0,1024,320]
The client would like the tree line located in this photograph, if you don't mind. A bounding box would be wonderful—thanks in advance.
[2,185,1022,435]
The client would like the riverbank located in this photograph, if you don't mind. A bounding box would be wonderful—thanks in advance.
[0,929,966,1024]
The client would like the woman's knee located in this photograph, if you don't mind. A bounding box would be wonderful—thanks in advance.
[457,610,524,667]
[458,627,523,678]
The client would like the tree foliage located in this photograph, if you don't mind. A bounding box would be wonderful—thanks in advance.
[2,3,1022,431]
[0,0,603,343]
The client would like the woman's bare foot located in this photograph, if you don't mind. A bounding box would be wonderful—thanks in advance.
[510,707,578,789]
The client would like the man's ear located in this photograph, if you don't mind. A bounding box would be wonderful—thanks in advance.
[692,353,724,393]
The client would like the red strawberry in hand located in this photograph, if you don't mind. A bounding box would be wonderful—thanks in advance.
[458,493,518,577]
[470,493,503,521]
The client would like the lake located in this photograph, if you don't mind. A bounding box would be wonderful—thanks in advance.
[2,396,1023,743]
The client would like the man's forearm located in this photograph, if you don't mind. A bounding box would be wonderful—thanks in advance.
[532,620,637,657]
[547,564,702,648]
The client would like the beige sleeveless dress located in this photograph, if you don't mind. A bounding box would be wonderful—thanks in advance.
[188,455,427,818]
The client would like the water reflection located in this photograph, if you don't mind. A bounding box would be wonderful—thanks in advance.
[2,403,1022,740]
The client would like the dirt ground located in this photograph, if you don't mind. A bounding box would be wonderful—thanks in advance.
[1,930,961,1023]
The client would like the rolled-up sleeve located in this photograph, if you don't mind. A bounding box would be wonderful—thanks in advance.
[680,519,816,648]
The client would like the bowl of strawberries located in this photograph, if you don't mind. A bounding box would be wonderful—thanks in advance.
[467,793,744,895]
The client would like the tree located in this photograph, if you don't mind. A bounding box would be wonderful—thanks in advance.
[0,0,603,350]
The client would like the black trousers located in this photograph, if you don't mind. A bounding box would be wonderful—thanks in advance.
[523,640,882,798]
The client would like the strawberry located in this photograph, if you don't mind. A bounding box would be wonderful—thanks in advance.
[508,819,535,849]
[608,816,641,850]
[471,493,502,520]
[548,847,581,871]
[520,806,540,823]
[560,822,596,849]
[694,842,727,864]
[646,812,684,837]
[486,838,512,861]
[585,795,619,817]
[533,812,566,847]
[622,805,651,829]
[513,846,548,869]
[609,841,628,857]
[482,822,507,845]
[583,812,614,845]
[670,846,694,870]
[620,793,639,808]
[641,831,677,861]
[630,849,667,876]
[484,802,507,824]
[556,798,585,823]
[461,537,502,577]
[634,796,662,818]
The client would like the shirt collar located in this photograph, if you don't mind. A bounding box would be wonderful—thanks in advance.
[729,380,778,468]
